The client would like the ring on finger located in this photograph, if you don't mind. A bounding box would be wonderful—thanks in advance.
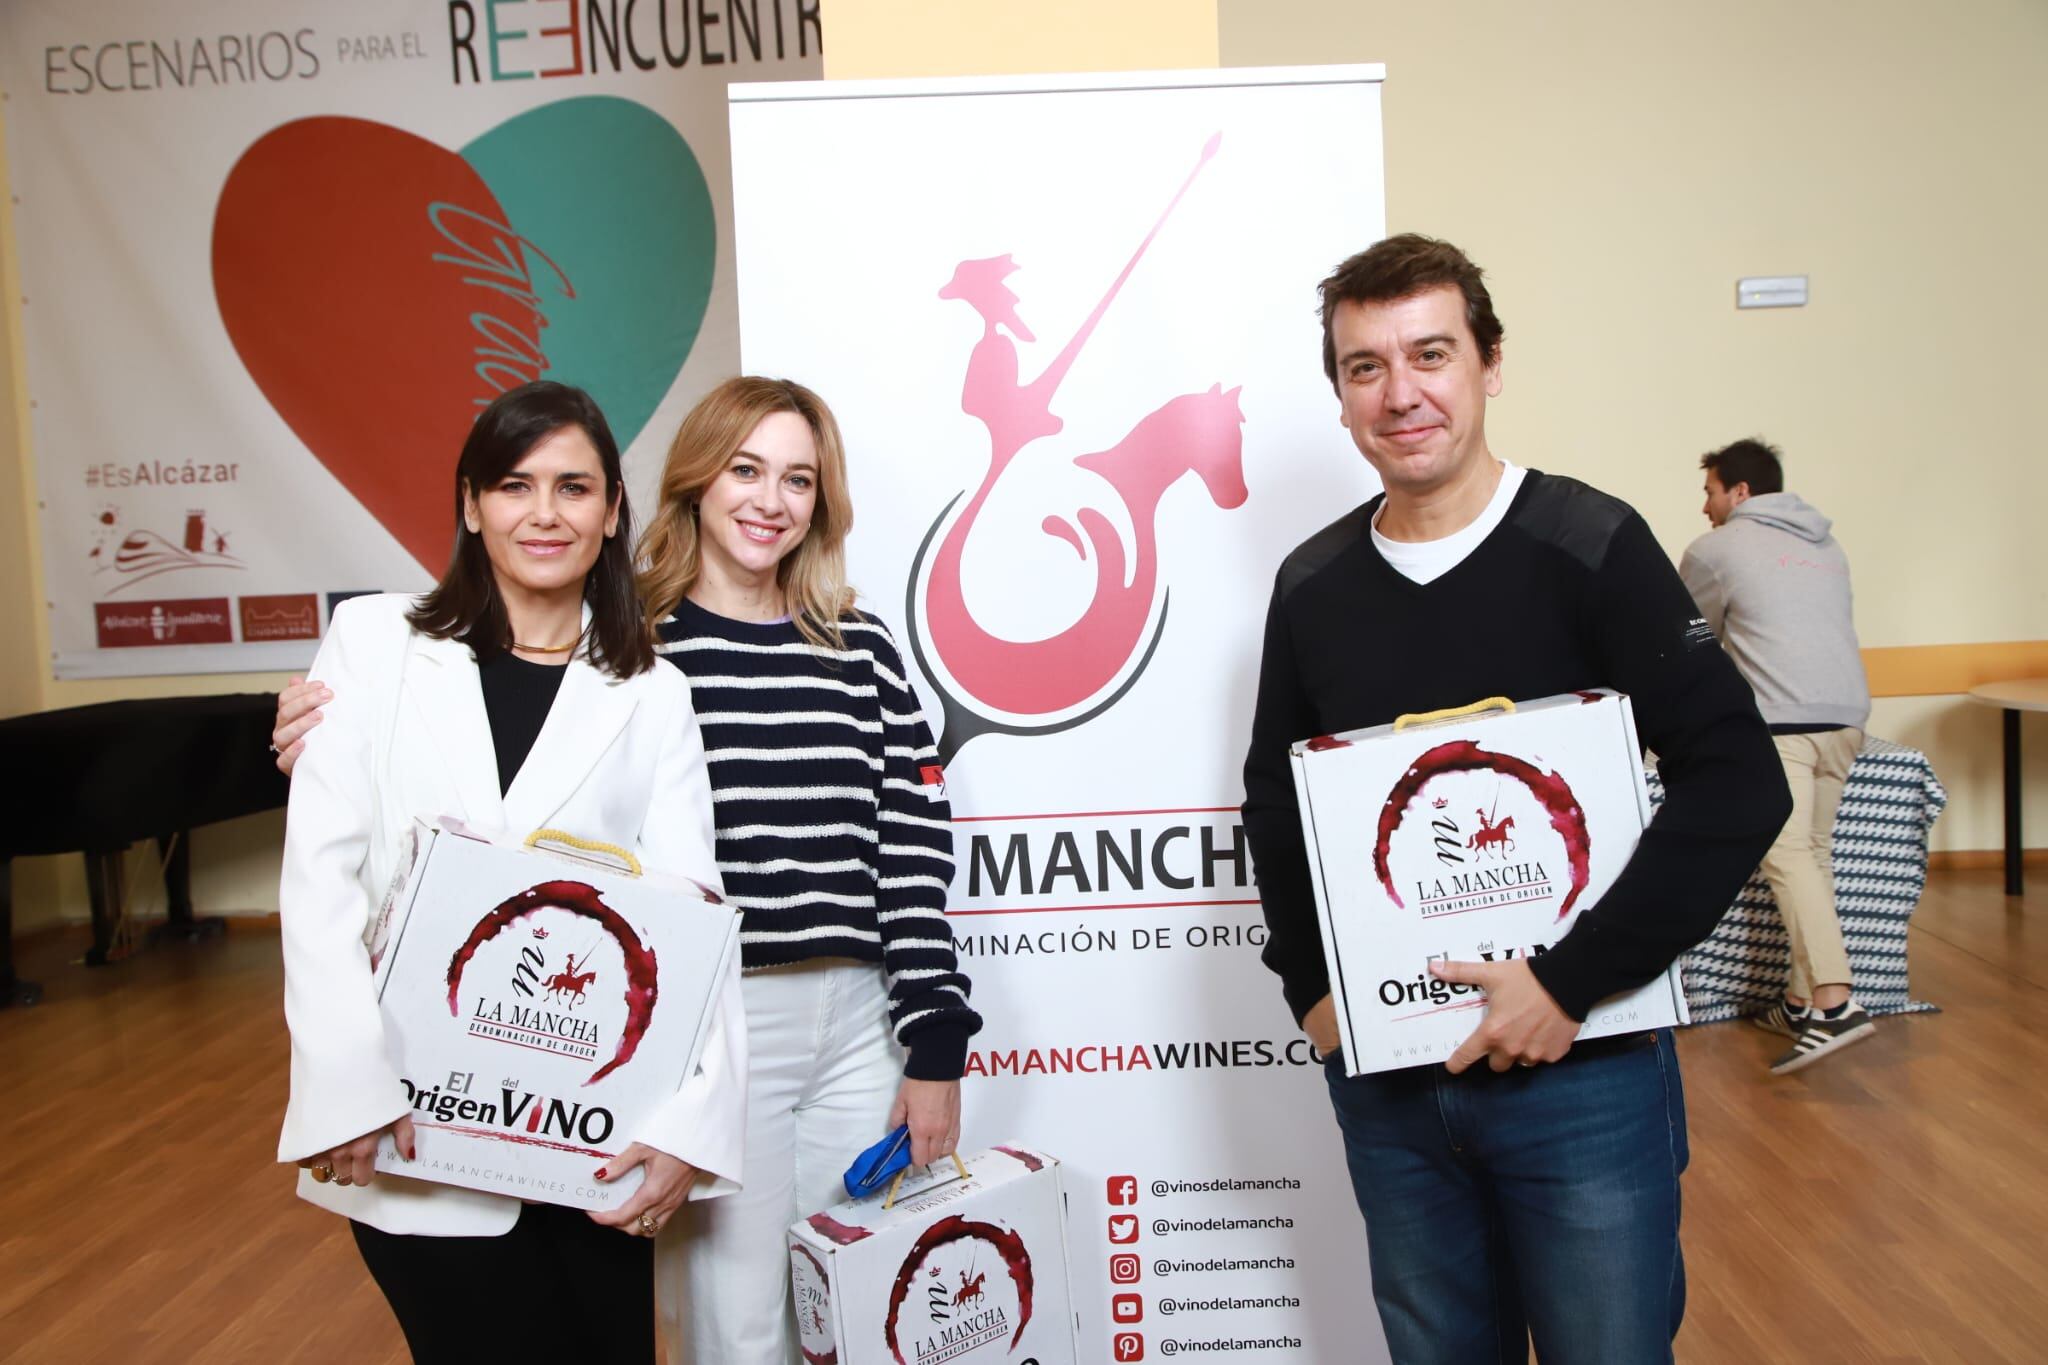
[638,1212,659,1237]
[309,1163,334,1184]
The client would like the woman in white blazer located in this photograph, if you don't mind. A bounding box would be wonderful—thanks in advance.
[278,381,744,1363]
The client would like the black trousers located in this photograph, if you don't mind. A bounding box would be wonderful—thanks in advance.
[352,1203,654,1364]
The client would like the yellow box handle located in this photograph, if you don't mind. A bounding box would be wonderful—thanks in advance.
[524,828,642,878]
[882,1153,973,1211]
[1393,696,1516,733]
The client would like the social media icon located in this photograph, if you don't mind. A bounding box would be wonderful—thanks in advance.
[1114,1332,1145,1361]
[1107,1174,1138,1205]
[1112,1293,1143,1323]
[1107,1214,1139,1244]
[1109,1253,1141,1284]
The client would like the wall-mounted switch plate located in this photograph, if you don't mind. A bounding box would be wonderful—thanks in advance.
[1737,275,1808,308]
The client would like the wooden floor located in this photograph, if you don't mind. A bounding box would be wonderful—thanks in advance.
[1,870,2043,1363]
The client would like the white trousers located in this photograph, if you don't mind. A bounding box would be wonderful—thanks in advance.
[657,959,903,1365]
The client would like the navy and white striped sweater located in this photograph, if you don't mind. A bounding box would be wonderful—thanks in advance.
[656,597,979,1080]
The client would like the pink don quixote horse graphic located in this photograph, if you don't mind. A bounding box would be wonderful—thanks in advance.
[907,134,1247,761]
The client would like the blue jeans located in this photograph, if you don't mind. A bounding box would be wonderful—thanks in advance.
[1324,1031,1689,1364]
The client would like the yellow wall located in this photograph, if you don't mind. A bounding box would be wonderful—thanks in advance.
[5,2,2043,936]
[823,0,1218,77]
[1217,0,2048,850]
[0,108,40,724]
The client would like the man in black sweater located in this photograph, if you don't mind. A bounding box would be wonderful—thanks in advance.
[1241,235,1789,1364]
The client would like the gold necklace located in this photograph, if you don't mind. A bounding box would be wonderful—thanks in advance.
[510,636,579,654]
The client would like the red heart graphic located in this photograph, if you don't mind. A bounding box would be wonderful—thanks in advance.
[214,118,520,573]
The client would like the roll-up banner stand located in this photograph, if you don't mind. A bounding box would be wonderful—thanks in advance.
[732,65,1392,1363]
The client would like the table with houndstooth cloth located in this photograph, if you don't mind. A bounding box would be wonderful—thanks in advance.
[1648,737,1945,1025]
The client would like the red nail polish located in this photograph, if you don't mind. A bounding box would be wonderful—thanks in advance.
[595,1167,608,1180]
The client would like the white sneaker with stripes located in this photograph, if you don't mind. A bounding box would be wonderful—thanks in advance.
[1770,1001,1876,1074]
[1750,998,1809,1039]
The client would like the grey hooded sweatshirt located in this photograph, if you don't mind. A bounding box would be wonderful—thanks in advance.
[1678,492,1871,729]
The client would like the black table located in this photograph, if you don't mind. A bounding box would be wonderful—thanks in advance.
[0,694,288,1004]
[1966,679,2046,896]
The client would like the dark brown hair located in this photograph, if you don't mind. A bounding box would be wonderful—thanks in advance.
[408,380,655,677]
[1700,438,1785,496]
[1318,233,1505,390]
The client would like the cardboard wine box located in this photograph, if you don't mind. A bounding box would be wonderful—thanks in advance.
[1289,691,1688,1076]
[366,818,739,1208]
[788,1144,1079,1365]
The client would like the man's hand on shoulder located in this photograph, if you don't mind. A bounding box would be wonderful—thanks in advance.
[1433,959,1580,1074]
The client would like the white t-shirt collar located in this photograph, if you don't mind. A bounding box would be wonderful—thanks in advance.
[1370,462,1527,585]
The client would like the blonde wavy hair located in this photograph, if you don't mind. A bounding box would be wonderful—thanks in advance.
[637,376,856,651]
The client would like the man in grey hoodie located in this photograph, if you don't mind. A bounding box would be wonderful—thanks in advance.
[1680,437,1876,1073]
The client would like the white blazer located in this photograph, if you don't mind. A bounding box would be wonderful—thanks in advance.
[276,593,745,1236]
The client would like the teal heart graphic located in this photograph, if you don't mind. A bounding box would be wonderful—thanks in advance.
[463,95,715,451]
[214,97,713,569]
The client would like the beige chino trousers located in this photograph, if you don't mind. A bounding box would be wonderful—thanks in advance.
[1759,728,1863,1000]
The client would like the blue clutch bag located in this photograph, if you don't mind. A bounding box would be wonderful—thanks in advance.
[843,1124,914,1201]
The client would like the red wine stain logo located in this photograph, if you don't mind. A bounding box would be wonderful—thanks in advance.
[807,1211,874,1247]
[368,823,423,973]
[906,134,1247,763]
[992,1146,1045,1173]
[444,879,657,1083]
[1374,741,1591,922]
[883,1217,1034,1365]
[792,1242,839,1365]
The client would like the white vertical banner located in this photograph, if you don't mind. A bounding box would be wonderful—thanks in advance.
[0,0,820,678]
[732,67,1390,1363]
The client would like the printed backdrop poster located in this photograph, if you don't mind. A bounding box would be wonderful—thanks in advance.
[731,66,1391,1363]
[0,0,819,677]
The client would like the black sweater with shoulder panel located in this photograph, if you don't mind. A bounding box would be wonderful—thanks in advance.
[1241,471,1792,1024]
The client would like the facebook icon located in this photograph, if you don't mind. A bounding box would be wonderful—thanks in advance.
[1107,1175,1138,1206]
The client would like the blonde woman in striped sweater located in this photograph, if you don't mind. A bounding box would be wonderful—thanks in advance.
[637,377,979,1363]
